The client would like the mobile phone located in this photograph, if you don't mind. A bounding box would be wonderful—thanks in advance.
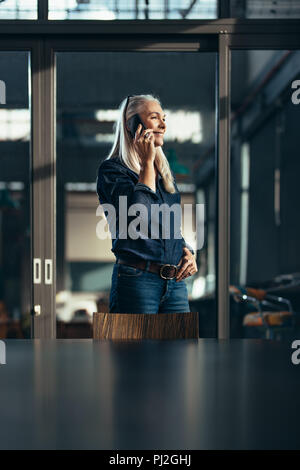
[127,113,146,139]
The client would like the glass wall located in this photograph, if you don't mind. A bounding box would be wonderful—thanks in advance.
[49,0,217,20]
[1,0,300,21]
[0,0,37,19]
[0,51,31,338]
[230,49,300,340]
[230,0,300,18]
[55,51,216,338]
[2,0,299,22]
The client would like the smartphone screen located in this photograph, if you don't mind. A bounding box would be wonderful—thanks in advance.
[127,114,146,138]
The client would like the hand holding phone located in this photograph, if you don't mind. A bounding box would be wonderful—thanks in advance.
[132,123,156,165]
[127,113,146,139]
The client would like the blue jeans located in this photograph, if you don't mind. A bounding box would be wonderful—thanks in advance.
[109,262,190,314]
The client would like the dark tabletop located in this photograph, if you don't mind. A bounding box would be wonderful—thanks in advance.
[0,339,299,450]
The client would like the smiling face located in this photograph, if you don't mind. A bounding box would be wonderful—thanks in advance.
[139,100,166,147]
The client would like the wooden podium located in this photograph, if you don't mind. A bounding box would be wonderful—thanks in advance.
[93,312,199,340]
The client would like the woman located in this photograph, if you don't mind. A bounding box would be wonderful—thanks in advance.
[96,94,197,314]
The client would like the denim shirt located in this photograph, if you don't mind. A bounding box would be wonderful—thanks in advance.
[96,156,194,266]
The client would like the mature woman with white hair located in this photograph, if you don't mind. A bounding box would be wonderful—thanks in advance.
[96,94,197,314]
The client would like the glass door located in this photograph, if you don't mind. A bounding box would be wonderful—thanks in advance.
[0,50,32,338]
[54,49,217,338]
[230,47,300,340]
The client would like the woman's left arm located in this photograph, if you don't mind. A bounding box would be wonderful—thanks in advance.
[170,170,198,281]
[176,246,198,282]
[182,239,195,255]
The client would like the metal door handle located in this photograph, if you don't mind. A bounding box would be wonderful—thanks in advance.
[45,259,53,285]
[33,258,41,284]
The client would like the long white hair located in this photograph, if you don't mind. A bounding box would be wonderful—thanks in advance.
[106,94,176,194]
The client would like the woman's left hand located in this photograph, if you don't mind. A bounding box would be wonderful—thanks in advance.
[176,247,198,282]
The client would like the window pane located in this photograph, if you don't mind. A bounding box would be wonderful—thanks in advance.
[0,51,31,339]
[56,51,217,338]
[230,49,300,340]
[0,0,37,19]
[49,0,217,20]
[230,0,300,18]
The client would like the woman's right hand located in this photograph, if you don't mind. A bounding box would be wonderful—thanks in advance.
[133,124,156,166]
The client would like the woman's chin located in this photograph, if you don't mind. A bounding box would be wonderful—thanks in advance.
[154,137,164,147]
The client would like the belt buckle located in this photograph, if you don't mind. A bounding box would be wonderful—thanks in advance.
[159,264,178,280]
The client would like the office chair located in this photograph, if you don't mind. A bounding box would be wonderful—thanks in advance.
[230,285,295,340]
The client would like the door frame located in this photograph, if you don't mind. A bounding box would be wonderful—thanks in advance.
[218,32,300,339]
[45,35,219,339]
[0,39,55,338]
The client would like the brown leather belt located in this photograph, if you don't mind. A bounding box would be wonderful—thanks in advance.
[117,257,179,280]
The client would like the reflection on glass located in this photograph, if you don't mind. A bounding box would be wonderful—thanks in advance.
[56,51,216,338]
[0,0,37,19]
[230,50,300,340]
[0,52,31,338]
[49,0,217,20]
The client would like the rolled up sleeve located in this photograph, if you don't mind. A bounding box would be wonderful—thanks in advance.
[182,238,195,255]
[97,161,159,210]
[134,182,159,199]
[171,170,195,256]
